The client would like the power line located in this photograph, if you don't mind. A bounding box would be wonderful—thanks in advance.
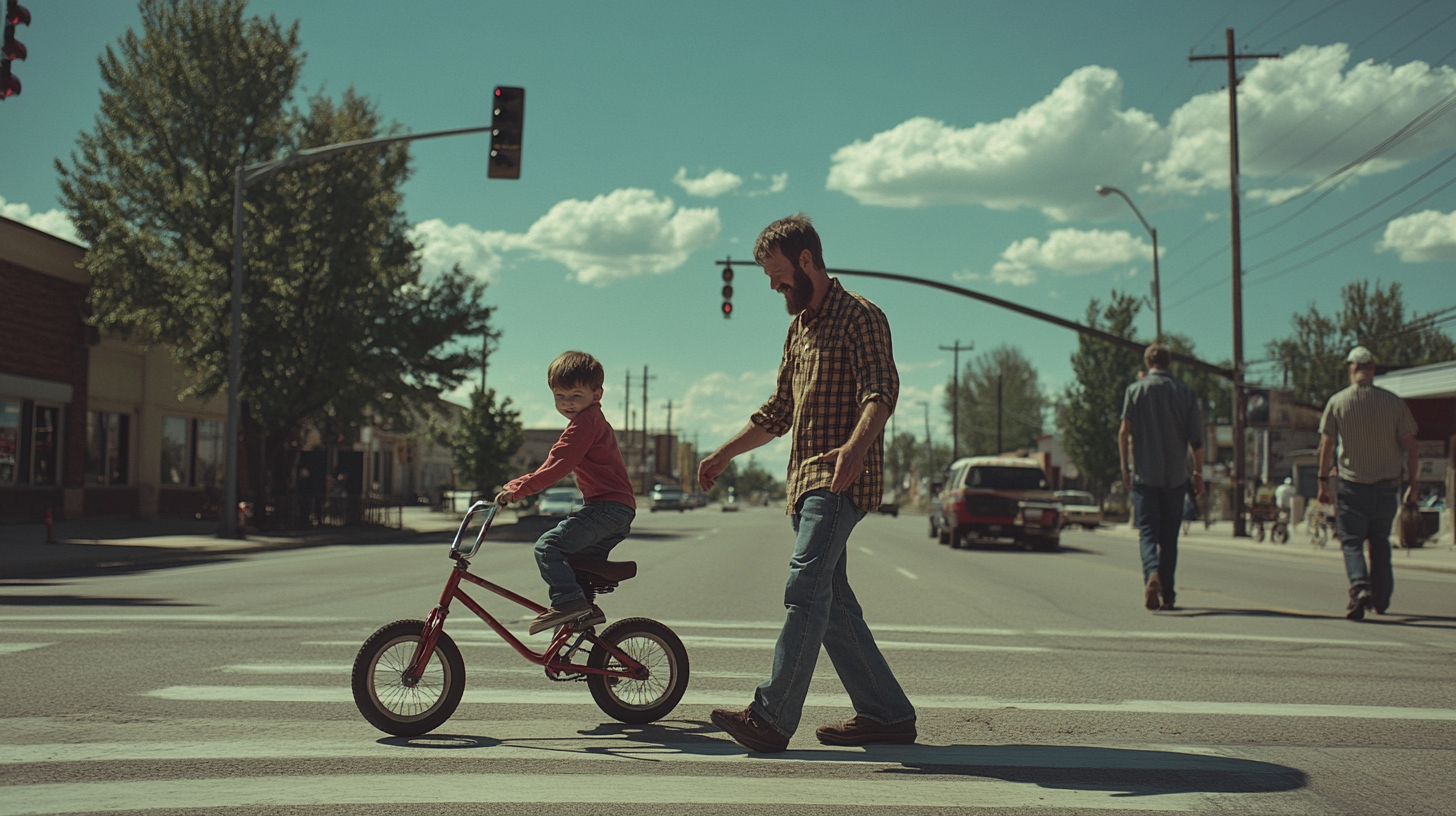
[1380,4,1456,63]
[1351,0,1434,53]
[1254,0,1357,52]
[1243,0,1303,40]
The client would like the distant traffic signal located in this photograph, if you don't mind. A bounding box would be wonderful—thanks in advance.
[721,264,734,318]
[488,86,524,179]
[1,1,29,101]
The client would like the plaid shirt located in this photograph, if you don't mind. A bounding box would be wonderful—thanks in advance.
[751,278,898,514]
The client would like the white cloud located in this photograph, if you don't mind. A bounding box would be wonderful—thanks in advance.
[1152,45,1456,195]
[410,188,721,287]
[748,172,789,196]
[0,196,81,244]
[673,167,743,197]
[519,188,721,285]
[825,66,1165,220]
[1377,209,1456,262]
[408,219,507,282]
[963,228,1154,287]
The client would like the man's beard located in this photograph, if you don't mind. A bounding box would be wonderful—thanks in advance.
[780,264,815,315]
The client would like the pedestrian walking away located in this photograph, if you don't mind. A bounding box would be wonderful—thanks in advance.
[1119,343,1205,611]
[495,351,637,635]
[697,214,917,753]
[1317,346,1420,621]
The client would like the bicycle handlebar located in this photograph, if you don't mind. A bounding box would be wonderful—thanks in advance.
[450,501,501,559]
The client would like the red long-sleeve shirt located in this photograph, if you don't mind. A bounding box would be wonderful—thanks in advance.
[503,402,636,509]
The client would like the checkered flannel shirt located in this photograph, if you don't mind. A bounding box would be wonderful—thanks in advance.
[751,278,898,514]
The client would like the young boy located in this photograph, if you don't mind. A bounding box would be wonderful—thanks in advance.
[495,351,637,635]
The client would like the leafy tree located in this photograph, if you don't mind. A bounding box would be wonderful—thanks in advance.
[1059,292,1143,495]
[1267,281,1456,406]
[57,0,494,507]
[452,389,523,493]
[706,455,783,502]
[943,345,1045,457]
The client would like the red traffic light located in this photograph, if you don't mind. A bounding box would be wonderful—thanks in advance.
[5,1,29,25]
[1,0,26,101]
[722,301,732,318]
[488,85,525,180]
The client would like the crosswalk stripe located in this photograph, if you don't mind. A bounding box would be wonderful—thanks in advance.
[140,685,1456,720]
[0,772,1212,813]
[0,643,52,654]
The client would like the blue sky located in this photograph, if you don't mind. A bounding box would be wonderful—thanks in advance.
[3,0,1455,478]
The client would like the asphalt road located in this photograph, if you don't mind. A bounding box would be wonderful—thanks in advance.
[3,506,1454,815]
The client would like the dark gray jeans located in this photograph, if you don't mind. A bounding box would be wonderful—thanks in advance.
[1335,479,1398,609]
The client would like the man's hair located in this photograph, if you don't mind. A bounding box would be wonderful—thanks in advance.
[1144,343,1171,369]
[754,213,825,271]
[548,351,604,391]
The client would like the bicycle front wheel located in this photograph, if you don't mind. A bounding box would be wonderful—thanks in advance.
[586,617,690,724]
[352,619,465,737]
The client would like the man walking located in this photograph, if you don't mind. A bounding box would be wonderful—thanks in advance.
[698,214,916,753]
[1119,343,1205,611]
[1317,346,1419,620]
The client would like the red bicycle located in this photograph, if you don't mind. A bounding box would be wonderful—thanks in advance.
[352,501,690,737]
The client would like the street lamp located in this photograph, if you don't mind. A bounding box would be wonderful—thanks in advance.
[1096,185,1161,341]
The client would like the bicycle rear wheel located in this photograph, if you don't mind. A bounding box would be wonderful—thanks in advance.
[352,619,465,737]
[586,617,690,724]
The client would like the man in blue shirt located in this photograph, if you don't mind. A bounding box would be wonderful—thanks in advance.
[1119,343,1205,611]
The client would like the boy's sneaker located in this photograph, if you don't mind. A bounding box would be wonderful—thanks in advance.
[577,604,606,629]
[528,597,593,635]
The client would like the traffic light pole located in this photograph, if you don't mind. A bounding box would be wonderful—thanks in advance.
[221,123,494,538]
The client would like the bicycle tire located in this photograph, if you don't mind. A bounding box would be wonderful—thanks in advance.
[352,619,466,737]
[586,617,690,724]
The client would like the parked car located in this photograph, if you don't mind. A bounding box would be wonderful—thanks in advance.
[537,486,584,516]
[1054,490,1102,529]
[650,484,685,512]
[877,492,900,517]
[933,456,1061,551]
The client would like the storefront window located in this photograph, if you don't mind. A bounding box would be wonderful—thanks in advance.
[160,416,190,486]
[0,400,19,486]
[86,411,131,486]
[31,406,58,487]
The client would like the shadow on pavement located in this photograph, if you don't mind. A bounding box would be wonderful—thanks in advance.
[1168,606,1337,621]
[0,593,200,607]
[382,721,1308,796]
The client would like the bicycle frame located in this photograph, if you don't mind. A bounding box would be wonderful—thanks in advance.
[403,502,648,685]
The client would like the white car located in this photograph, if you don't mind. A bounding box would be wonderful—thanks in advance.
[537,486,584,516]
[1054,490,1102,530]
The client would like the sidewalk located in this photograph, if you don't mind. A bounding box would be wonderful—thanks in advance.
[0,506,559,579]
[1099,517,1456,575]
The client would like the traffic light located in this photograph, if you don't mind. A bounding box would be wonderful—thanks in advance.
[721,263,734,318]
[488,86,524,179]
[1,1,29,101]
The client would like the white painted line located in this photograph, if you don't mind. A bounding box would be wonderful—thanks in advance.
[0,643,52,655]
[0,772,1210,813]
[218,664,767,681]
[857,546,874,556]
[896,567,918,580]
[0,614,351,623]
[308,636,1050,653]
[142,685,1456,720]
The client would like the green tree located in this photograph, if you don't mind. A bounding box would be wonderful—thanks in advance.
[452,389,523,493]
[1267,280,1456,406]
[57,0,494,506]
[1059,292,1143,495]
[944,345,1045,457]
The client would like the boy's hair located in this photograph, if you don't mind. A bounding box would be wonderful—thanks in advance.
[1144,343,1171,370]
[754,213,825,271]
[548,351,605,391]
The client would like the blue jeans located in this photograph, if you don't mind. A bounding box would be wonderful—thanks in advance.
[1133,482,1185,600]
[751,489,916,737]
[1335,479,1398,609]
[534,501,635,606]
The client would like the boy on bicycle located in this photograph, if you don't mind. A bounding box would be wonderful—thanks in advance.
[495,351,637,634]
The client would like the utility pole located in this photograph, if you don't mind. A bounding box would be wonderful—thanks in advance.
[640,365,656,494]
[939,341,973,460]
[919,401,932,478]
[623,369,632,440]
[996,375,1004,455]
[1191,29,1279,538]
[664,399,674,480]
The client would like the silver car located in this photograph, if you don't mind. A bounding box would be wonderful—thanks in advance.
[537,486,584,516]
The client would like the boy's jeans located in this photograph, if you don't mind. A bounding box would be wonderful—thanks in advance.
[534,500,635,606]
[751,488,916,737]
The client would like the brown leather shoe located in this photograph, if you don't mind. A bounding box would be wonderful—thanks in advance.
[710,706,788,753]
[1144,574,1163,611]
[815,715,917,746]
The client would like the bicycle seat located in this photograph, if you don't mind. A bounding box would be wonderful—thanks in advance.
[568,556,637,584]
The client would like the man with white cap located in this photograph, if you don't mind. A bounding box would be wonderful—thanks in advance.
[1316,346,1419,620]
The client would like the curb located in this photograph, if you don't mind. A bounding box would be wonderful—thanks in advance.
[1098,523,1456,576]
